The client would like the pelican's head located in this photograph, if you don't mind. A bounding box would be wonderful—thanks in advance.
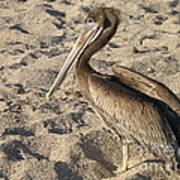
[46,8,121,99]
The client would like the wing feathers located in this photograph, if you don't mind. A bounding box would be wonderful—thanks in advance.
[88,73,177,160]
[112,66,180,113]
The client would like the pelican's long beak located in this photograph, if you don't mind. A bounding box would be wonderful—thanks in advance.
[46,24,103,99]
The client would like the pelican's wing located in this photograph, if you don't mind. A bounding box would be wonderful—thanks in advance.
[112,66,180,113]
[88,73,177,159]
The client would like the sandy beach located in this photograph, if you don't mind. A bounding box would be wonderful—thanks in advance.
[0,0,180,179]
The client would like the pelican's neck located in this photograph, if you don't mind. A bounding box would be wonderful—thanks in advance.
[75,49,95,97]
[75,13,119,96]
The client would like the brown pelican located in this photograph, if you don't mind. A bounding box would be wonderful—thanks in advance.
[46,8,180,173]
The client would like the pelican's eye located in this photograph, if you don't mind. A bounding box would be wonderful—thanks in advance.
[84,18,97,31]
[86,18,94,23]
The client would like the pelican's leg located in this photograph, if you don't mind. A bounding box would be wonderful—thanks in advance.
[121,143,129,172]
[114,140,129,174]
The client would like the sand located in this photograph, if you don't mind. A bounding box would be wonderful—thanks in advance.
[0,0,180,179]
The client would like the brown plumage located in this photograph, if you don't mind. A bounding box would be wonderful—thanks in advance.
[112,66,180,114]
[46,8,179,171]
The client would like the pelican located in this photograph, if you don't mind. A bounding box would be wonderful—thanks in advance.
[46,8,180,174]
